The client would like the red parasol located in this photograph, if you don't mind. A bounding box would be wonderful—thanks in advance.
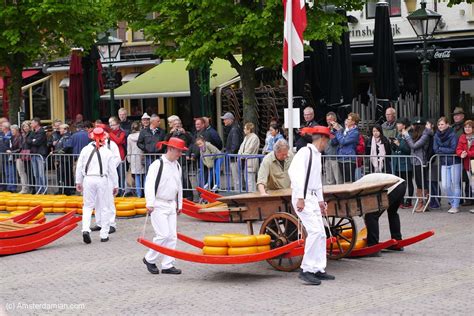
[67,51,84,120]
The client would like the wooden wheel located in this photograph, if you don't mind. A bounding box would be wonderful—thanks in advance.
[259,212,306,272]
[326,216,357,260]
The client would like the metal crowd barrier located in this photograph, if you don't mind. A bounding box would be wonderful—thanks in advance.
[426,154,472,212]
[3,151,472,212]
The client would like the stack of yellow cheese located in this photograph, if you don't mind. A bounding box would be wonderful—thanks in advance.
[202,233,271,256]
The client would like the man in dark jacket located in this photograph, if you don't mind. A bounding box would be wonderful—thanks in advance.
[203,117,223,150]
[0,121,15,192]
[137,114,165,171]
[27,117,48,194]
[296,106,318,150]
[70,123,90,157]
[118,107,132,135]
[221,112,243,190]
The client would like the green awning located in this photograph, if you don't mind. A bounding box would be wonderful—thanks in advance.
[102,57,240,100]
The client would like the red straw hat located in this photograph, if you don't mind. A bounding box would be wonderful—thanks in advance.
[88,127,108,141]
[300,126,331,137]
[156,137,188,151]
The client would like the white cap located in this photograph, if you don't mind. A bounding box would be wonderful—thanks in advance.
[141,112,151,119]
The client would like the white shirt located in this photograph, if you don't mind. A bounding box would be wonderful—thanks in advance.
[354,173,404,194]
[145,155,183,209]
[107,139,122,168]
[288,144,324,201]
[75,143,119,188]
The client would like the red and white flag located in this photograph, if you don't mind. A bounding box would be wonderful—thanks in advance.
[282,0,307,79]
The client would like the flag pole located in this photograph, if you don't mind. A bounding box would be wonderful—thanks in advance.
[287,0,294,150]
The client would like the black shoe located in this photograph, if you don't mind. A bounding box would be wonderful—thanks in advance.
[143,258,159,274]
[298,271,321,285]
[109,226,116,234]
[314,271,335,280]
[386,245,404,251]
[83,232,91,244]
[161,267,182,275]
[90,225,101,232]
[101,237,109,242]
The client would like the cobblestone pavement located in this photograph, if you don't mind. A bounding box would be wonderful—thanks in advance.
[1,206,473,315]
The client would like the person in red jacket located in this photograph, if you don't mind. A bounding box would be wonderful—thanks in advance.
[108,117,126,160]
[456,120,474,213]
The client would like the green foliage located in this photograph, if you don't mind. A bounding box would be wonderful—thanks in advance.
[114,0,365,71]
[447,0,473,7]
[0,0,114,67]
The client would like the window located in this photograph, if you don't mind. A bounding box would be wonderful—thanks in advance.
[132,13,154,42]
[366,0,401,19]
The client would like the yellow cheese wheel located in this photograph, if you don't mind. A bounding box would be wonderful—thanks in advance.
[15,206,30,212]
[227,235,258,247]
[257,245,271,253]
[116,203,134,211]
[53,208,66,213]
[203,246,228,256]
[228,246,259,255]
[6,206,17,212]
[332,239,367,251]
[221,233,245,237]
[53,201,66,208]
[358,227,367,240]
[203,235,229,247]
[65,208,77,213]
[17,200,31,206]
[65,201,78,208]
[29,201,41,207]
[77,209,83,215]
[116,210,136,217]
[41,201,54,208]
[136,208,147,215]
[0,205,6,211]
[43,207,53,213]
[6,200,18,207]
[0,199,8,205]
[134,201,146,208]
[340,225,354,239]
[255,234,271,246]
[33,212,45,220]
[0,213,12,219]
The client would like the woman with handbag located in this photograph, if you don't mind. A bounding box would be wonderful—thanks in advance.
[456,120,474,214]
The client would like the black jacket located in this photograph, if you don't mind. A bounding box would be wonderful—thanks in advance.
[224,122,243,154]
[203,126,223,150]
[26,127,48,157]
[296,120,319,150]
[137,127,166,153]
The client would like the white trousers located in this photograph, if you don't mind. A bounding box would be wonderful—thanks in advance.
[144,201,178,269]
[292,195,327,273]
[82,176,112,239]
[95,178,117,228]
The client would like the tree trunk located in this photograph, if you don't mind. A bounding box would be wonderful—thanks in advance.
[239,60,258,127]
[7,62,24,124]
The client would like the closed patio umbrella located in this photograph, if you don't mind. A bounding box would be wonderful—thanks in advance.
[374,0,399,120]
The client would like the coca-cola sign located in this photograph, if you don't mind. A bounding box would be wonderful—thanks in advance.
[434,50,451,59]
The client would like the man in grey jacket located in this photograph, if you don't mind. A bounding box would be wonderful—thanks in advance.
[221,112,243,191]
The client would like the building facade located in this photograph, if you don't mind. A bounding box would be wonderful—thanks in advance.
[347,0,474,119]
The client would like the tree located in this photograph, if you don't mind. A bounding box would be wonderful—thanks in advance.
[447,0,473,5]
[0,0,114,122]
[114,0,364,126]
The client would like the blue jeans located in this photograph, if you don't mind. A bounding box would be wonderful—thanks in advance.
[441,164,462,208]
[31,155,46,194]
[134,174,144,197]
[2,158,16,191]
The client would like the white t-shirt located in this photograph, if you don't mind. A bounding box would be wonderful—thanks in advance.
[354,173,404,194]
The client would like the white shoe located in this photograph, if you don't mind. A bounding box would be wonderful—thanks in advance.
[211,185,218,191]
[447,207,459,214]
[470,209,474,214]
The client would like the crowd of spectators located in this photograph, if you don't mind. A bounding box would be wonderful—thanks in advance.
[0,105,473,215]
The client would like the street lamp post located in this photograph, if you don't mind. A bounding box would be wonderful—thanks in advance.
[407,1,441,118]
[96,32,122,116]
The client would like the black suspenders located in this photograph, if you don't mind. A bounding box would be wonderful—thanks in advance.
[303,147,313,200]
[85,144,103,177]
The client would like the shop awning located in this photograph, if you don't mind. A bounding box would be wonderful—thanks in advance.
[0,70,39,91]
[101,57,240,100]
[121,72,141,83]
